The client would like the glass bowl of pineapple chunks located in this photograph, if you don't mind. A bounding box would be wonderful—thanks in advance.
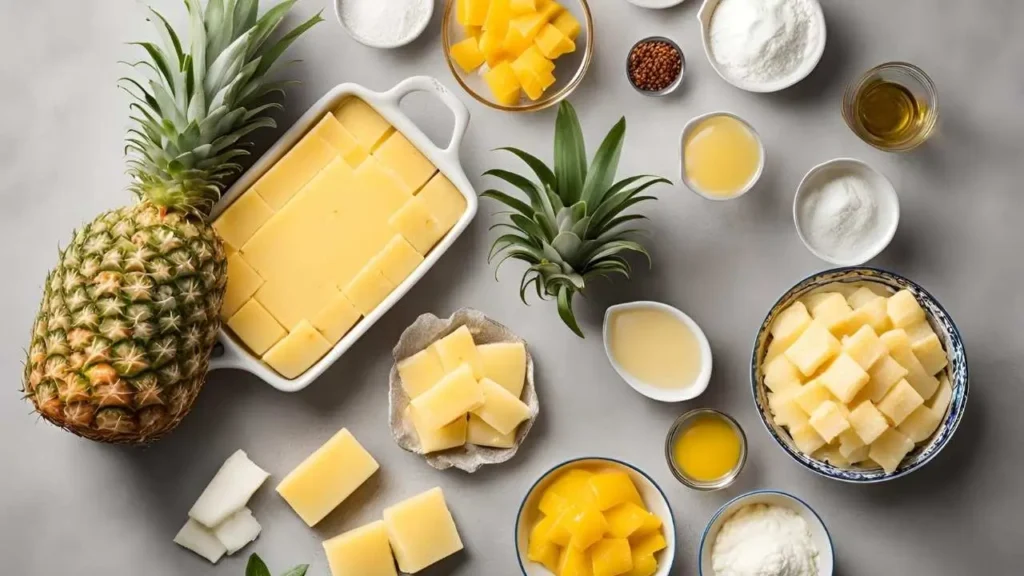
[752,267,968,483]
[442,0,594,112]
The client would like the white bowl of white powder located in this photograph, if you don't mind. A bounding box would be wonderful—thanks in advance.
[699,490,834,576]
[698,0,826,92]
[335,0,433,49]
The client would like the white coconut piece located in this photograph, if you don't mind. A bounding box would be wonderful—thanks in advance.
[188,450,270,528]
[213,507,262,555]
[174,518,227,564]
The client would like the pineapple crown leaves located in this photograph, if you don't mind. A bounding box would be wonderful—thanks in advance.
[245,553,308,576]
[483,101,671,337]
[120,0,322,218]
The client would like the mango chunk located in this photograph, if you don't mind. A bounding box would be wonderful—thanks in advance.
[478,29,507,67]
[588,471,643,511]
[483,0,512,34]
[534,23,575,59]
[462,0,489,27]
[484,61,522,106]
[552,10,582,40]
[510,0,538,14]
[558,544,593,576]
[567,505,608,551]
[631,509,662,538]
[591,538,633,576]
[527,525,561,573]
[628,531,666,558]
[625,553,658,576]
[604,502,648,539]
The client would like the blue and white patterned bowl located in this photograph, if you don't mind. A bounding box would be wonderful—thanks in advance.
[751,267,969,482]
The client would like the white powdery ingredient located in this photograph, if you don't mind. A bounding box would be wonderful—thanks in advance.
[340,0,431,46]
[712,504,819,576]
[709,0,821,84]
[799,172,881,261]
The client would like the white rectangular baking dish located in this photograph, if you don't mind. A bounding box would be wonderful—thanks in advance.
[207,76,476,392]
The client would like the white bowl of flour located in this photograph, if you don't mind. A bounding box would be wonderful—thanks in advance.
[699,490,834,576]
[698,0,826,92]
[335,0,433,49]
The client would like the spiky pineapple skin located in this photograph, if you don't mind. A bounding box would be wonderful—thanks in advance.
[23,203,227,443]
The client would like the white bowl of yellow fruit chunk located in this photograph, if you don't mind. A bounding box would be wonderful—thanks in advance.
[516,458,676,576]
[752,267,968,482]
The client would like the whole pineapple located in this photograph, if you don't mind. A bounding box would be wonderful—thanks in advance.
[22,0,321,443]
[485,102,670,337]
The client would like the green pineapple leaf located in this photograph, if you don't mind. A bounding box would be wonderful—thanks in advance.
[556,285,584,338]
[581,117,626,207]
[554,101,587,205]
[245,554,271,576]
[280,566,310,576]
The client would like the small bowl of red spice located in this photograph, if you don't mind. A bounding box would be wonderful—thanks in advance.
[627,36,685,96]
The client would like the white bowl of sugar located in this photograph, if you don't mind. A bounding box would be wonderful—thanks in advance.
[335,0,434,49]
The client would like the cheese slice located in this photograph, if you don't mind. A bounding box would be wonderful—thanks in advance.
[262,320,332,379]
[214,189,274,251]
[342,262,395,316]
[397,348,446,399]
[276,428,380,527]
[375,235,424,287]
[311,292,362,345]
[221,253,265,320]
[310,112,368,168]
[334,98,393,150]
[389,196,445,255]
[374,131,437,192]
[477,342,527,397]
[472,377,531,435]
[410,364,484,430]
[255,134,338,210]
[324,520,398,576]
[466,413,515,448]
[433,326,484,378]
[227,299,287,356]
[417,173,467,233]
[383,487,464,573]
[407,407,467,453]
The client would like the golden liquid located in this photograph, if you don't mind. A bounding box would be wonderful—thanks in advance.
[608,307,702,389]
[684,115,762,198]
[854,80,927,146]
[673,414,742,482]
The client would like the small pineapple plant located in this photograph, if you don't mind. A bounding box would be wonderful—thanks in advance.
[484,101,670,337]
[21,0,321,443]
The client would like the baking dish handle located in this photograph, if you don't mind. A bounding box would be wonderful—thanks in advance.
[380,76,470,159]
[208,336,250,373]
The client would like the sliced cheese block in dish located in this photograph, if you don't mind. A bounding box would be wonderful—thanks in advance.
[334,98,394,151]
[174,518,227,564]
[374,131,437,192]
[477,341,527,397]
[472,377,531,435]
[228,299,287,356]
[407,407,467,453]
[262,320,333,380]
[212,507,261,555]
[433,326,484,377]
[397,347,447,399]
[467,413,515,448]
[188,450,270,529]
[410,364,484,430]
[383,487,464,573]
[277,428,380,527]
[213,189,274,252]
[324,520,398,576]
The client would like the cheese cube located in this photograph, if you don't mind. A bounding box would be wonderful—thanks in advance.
[842,325,887,370]
[604,502,648,539]
[591,538,633,576]
[477,342,527,397]
[467,413,516,448]
[527,516,561,573]
[310,112,368,168]
[552,9,582,40]
[869,428,914,474]
[255,135,337,210]
[808,400,851,443]
[434,326,484,377]
[253,277,338,331]
[410,364,484,429]
[880,328,912,354]
[860,355,909,403]
[484,61,522,106]
[311,291,362,345]
[383,487,464,573]
[407,407,467,453]
[629,530,667,557]
[567,505,609,551]
[263,320,332,378]
[768,390,809,429]
[214,190,274,252]
[450,37,485,72]
[837,428,870,463]
[770,301,812,346]
[277,428,380,527]
[847,286,883,309]
[558,545,592,576]
[928,375,953,414]
[334,98,393,151]
[818,353,870,403]
[847,401,890,444]
[228,299,287,355]
[881,330,940,399]
[763,354,804,393]
[374,132,437,192]
[323,520,398,576]
[375,235,424,287]
[898,406,942,443]
[221,253,265,319]
[588,471,643,511]
[790,422,826,455]
[784,320,842,376]
[793,379,838,416]
[342,262,395,316]
[912,333,948,375]
[397,348,446,399]
[877,379,925,426]
[389,196,446,255]
[809,292,854,333]
[887,290,926,328]
[417,173,466,233]
[472,377,531,435]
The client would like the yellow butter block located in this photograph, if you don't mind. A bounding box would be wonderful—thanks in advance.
[397,347,446,399]
[277,428,380,527]
[390,196,446,255]
[311,292,361,344]
[334,98,393,151]
[383,487,464,573]
[255,134,337,210]
[410,364,484,430]
[228,299,286,356]
[323,520,397,576]
[484,61,522,105]
[342,262,395,316]
[847,400,890,445]
[214,189,274,251]
[310,112,368,168]
[407,407,467,453]
[477,341,527,397]
[483,0,511,34]
[374,132,437,192]
[417,173,467,232]
[434,325,484,377]
[472,377,531,435]
[376,235,424,287]
[466,413,516,448]
[450,37,485,73]
[591,538,633,576]
[552,9,581,40]
[255,277,339,331]
[262,320,332,378]
[221,253,265,319]
[868,428,914,474]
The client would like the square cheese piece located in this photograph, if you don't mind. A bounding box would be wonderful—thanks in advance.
[898,405,943,443]
[262,320,332,379]
[784,320,842,377]
[848,401,890,444]
[818,353,870,404]
[374,132,437,192]
[390,196,446,255]
[869,428,915,474]
[477,342,528,397]
[407,407,467,453]
[256,134,337,210]
[343,262,396,316]
[214,190,274,252]
[912,334,948,375]
[276,428,380,527]
[793,380,837,416]
[770,301,812,352]
[376,235,424,287]
[877,379,925,426]
[467,413,516,448]
[221,253,265,319]
[410,364,484,430]
[790,422,826,455]
[310,112,368,168]
[434,325,484,378]
[311,292,362,345]
[383,487,464,573]
[228,299,287,355]
[860,354,908,403]
[842,325,887,370]
[808,400,851,443]
[473,378,531,435]
[887,290,926,328]
[763,355,804,393]
[334,98,393,150]
[418,173,467,233]
[397,348,446,398]
[324,520,398,576]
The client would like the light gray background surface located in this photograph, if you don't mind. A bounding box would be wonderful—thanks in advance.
[2,0,1022,574]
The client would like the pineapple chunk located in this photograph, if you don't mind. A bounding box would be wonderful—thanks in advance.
[847,286,883,309]
[410,364,484,430]
[374,235,424,287]
[881,330,940,400]
[418,173,467,233]
[898,405,942,443]
[374,132,437,192]
[518,44,557,73]
[587,471,643,511]
[770,301,812,347]
[631,509,663,537]
[877,379,925,426]
[627,554,658,576]
[860,354,908,403]
[214,190,274,252]
[790,422,826,455]
[467,413,516,448]
[544,469,596,511]
[477,341,527,397]
[342,262,395,316]
[511,61,546,100]
[784,320,842,377]
[763,354,804,393]
[904,320,937,345]
[869,428,914,474]
[559,544,592,576]
[502,27,534,57]
[538,0,564,22]
[309,112,368,168]
[389,196,445,255]
[434,326,484,377]
[406,406,467,453]
[478,29,506,67]
[228,300,287,356]
[837,428,870,463]
[853,296,892,334]
[808,400,851,443]
[334,98,393,151]
[912,333,948,375]
[813,445,850,468]
[472,377,531,435]
[450,37,485,72]
[221,253,265,319]
[887,289,926,328]
[483,0,512,34]
[809,292,854,334]
[818,353,870,403]
[463,0,489,27]
[928,375,953,414]
[842,325,887,370]
[510,0,538,14]
[484,61,522,105]
[604,502,649,539]
[534,23,575,59]
[847,401,890,444]
[509,11,548,41]
[768,389,809,429]
[397,347,446,398]
[591,538,633,576]
[311,292,361,345]
[567,505,608,551]
[552,9,581,40]
[793,379,837,416]
[263,320,332,378]
[527,517,561,573]
[629,530,667,557]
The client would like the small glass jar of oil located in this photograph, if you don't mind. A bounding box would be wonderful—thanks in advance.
[665,408,747,490]
[843,62,939,152]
